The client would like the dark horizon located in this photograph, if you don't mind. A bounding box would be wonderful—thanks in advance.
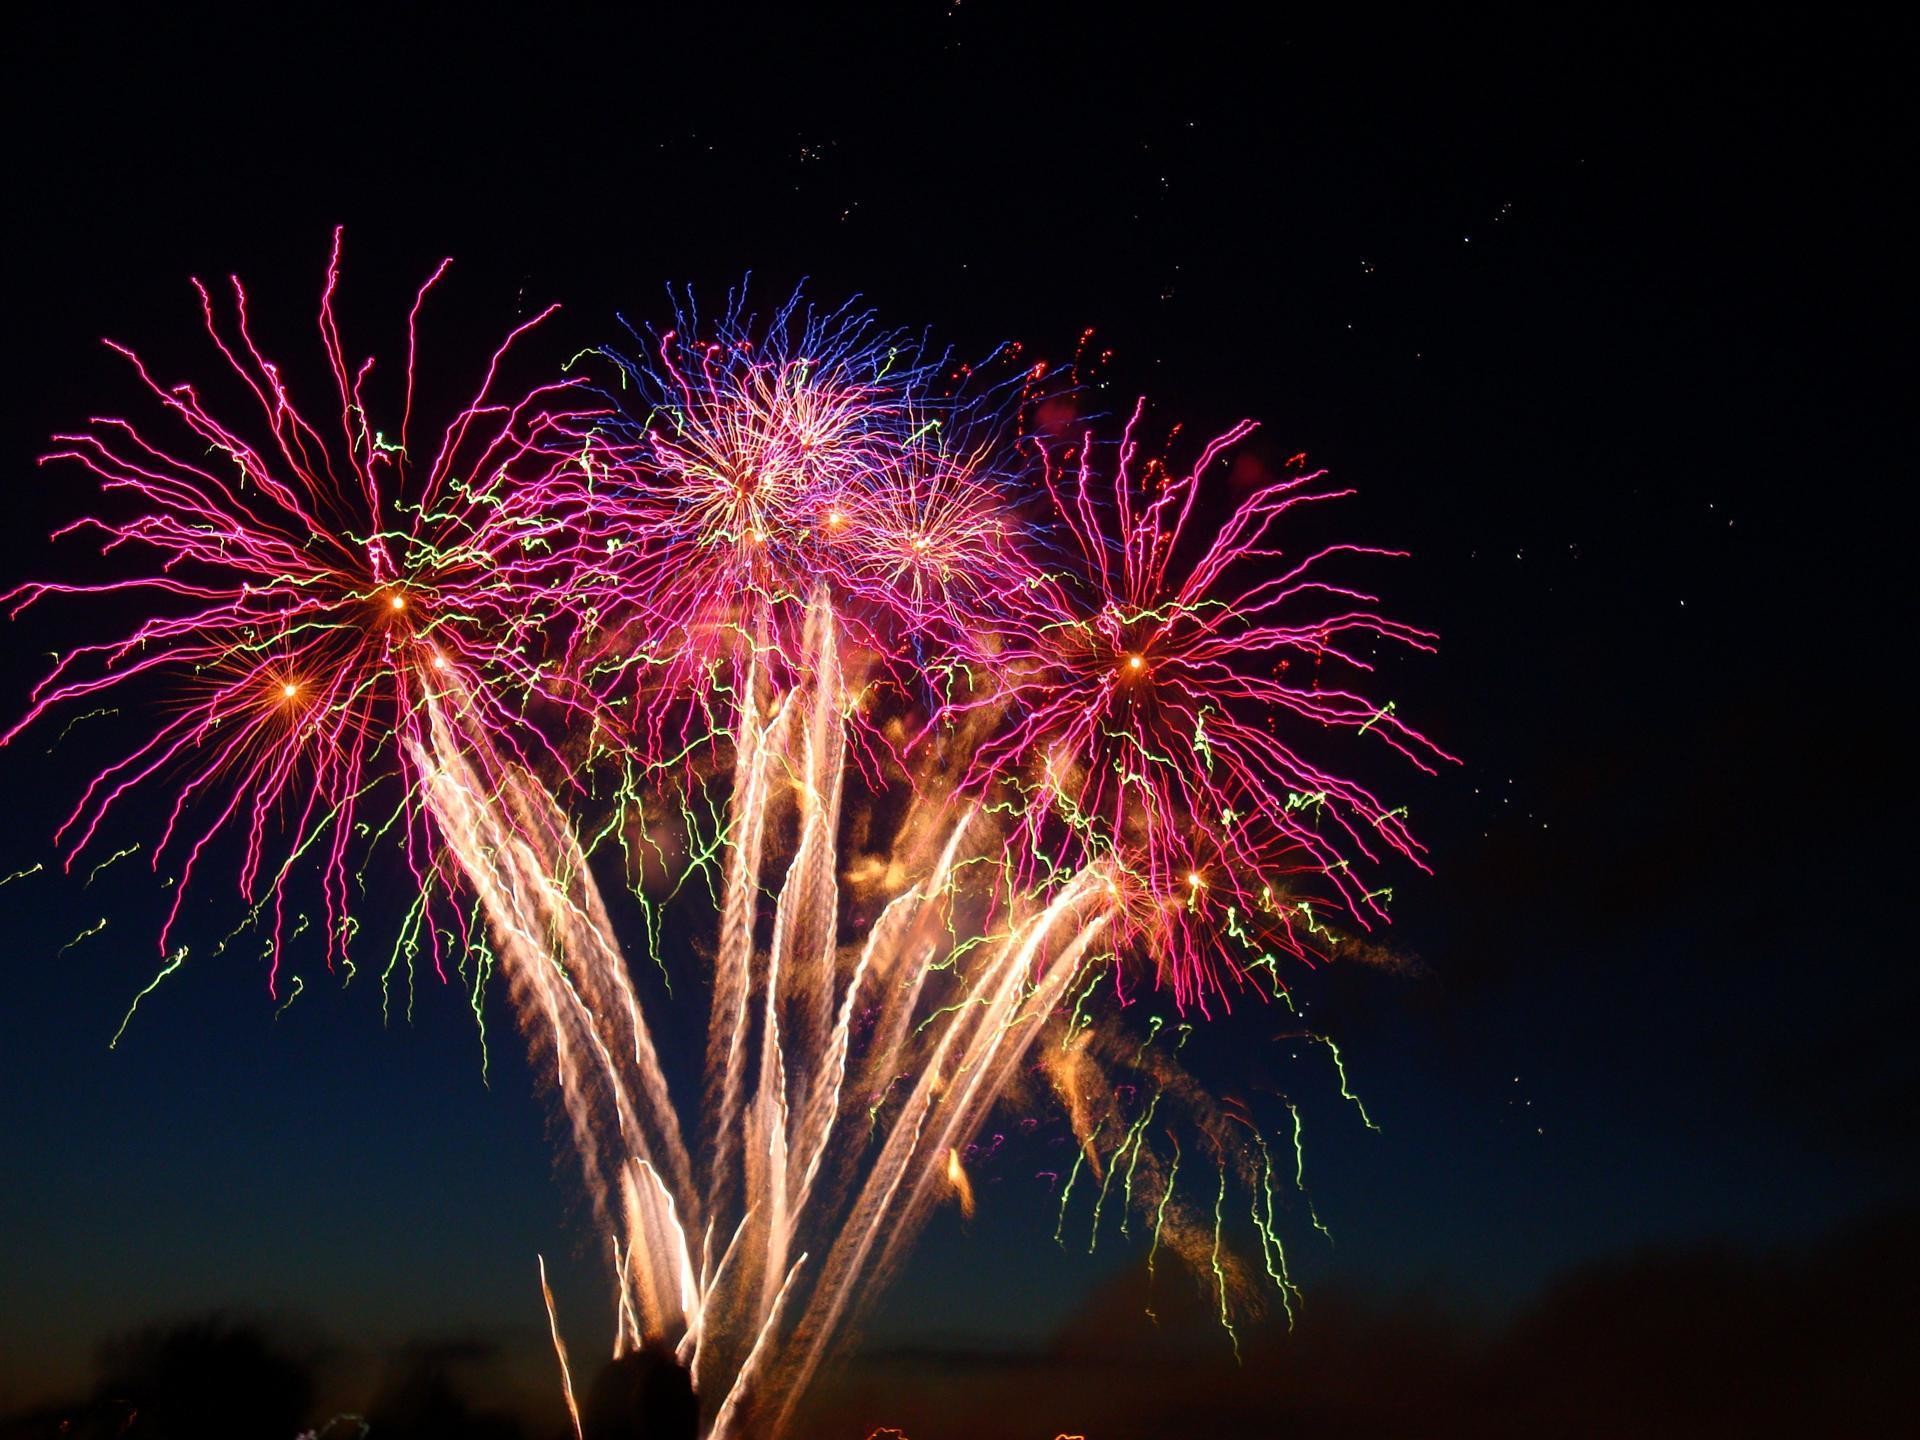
[8,1199,1914,1437]
[2,8,1907,1437]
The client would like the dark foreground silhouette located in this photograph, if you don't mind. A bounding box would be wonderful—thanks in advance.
[1,1316,314,1440]
[581,1346,698,1440]
[2,1207,1912,1439]
[0,1326,697,1440]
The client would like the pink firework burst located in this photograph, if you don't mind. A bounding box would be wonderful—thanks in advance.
[832,420,1038,652]
[2,231,598,985]
[954,399,1458,1011]
[563,294,939,726]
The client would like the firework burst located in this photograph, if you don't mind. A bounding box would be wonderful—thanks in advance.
[2,231,597,984]
[945,399,1457,1010]
[9,258,1455,1438]
[552,288,952,745]
[834,421,1034,648]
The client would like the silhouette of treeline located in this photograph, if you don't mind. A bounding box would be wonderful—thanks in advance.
[2,1208,1911,1438]
[0,1318,694,1440]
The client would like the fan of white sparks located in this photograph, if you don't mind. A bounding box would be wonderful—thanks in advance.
[417,591,1115,1438]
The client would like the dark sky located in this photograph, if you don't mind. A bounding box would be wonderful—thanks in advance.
[1,7,1907,1435]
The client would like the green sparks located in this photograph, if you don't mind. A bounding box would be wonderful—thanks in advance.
[57,917,108,956]
[85,844,140,887]
[1147,1137,1180,1291]
[110,947,189,1049]
[1357,699,1396,735]
[1250,1134,1300,1328]
[1317,1035,1380,1131]
[1210,1166,1241,1361]
[1054,1139,1092,1246]
[274,975,306,1018]
[49,706,117,750]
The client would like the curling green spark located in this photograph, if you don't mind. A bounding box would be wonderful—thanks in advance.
[85,844,140,887]
[1134,1014,1164,1059]
[49,706,117,749]
[110,947,188,1049]
[57,917,107,956]
[1357,699,1396,735]
[274,975,306,1018]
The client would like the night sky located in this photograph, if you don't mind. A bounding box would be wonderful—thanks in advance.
[1,9,1908,1437]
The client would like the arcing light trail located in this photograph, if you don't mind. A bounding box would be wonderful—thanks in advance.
[3,238,1453,1437]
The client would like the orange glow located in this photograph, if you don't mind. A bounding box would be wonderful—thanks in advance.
[945,1147,975,1221]
[280,681,299,700]
[1126,653,1145,672]
[388,593,406,611]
